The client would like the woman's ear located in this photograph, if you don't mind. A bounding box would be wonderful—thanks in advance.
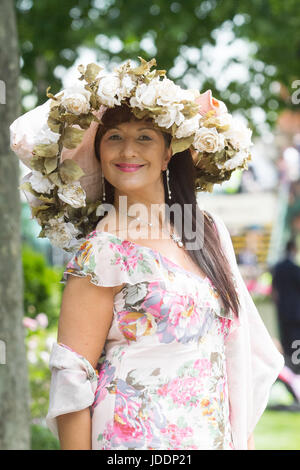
[162,146,172,170]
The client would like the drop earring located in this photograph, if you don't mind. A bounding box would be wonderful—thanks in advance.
[101,173,106,201]
[166,167,171,200]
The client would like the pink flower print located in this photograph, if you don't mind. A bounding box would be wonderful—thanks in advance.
[160,423,194,449]
[110,240,145,274]
[156,292,214,344]
[141,281,165,319]
[109,379,161,449]
[194,358,211,377]
[216,316,231,338]
[92,360,116,411]
[158,375,206,407]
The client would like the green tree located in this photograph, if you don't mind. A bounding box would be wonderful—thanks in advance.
[0,0,31,450]
[22,244,63,329]
[15,0,300,131]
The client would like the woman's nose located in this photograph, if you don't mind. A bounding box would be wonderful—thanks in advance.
[120,138,138,158]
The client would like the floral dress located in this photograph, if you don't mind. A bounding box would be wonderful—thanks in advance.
[46,229,235,450]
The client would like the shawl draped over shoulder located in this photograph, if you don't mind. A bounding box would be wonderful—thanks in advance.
[207,210,284,449]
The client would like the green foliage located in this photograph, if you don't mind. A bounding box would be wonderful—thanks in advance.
[25,327,58,420]
[254,410,300,450]
[31,424,60,450]
[22,243,63,329]
[15,0,300,134]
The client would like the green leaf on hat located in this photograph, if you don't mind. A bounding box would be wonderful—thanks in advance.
[182,102,200,118]
[38,193,56,204]
[33,143,59,158]
[84,63,102,83]
[31,205,52,217]
[59,159,85,184]
[48,171,64,188]
[62,126,85,149]
[19,181,40,197]
[77,113,96,130]
[131,57,157,76]
[171,135,194,155]
[48,104,62,133]
[44,156,58,174]
[30,156,46,172]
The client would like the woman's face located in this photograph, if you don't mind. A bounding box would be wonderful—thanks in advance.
[99,119,172,197]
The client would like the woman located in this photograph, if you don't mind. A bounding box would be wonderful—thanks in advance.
[9,58,284,450]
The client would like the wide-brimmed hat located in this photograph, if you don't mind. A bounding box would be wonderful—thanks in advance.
[10,57,253,251]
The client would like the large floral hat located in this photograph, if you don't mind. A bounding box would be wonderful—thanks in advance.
[10,57,252,251]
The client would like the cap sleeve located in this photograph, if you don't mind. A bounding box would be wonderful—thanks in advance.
[61,230,163,288]
[45,342,98,440]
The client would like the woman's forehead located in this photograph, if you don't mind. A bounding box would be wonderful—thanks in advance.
[107,119,157,131]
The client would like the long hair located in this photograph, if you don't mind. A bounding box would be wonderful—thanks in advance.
[94,104,240,318]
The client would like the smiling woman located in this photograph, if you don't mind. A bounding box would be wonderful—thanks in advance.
[95,109,172,210]
[10,58,283,450]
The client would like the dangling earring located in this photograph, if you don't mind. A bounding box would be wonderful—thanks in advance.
[101,173,106,201]
[166,167,171,200]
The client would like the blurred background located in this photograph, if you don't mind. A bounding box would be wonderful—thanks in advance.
[1,0,300,450]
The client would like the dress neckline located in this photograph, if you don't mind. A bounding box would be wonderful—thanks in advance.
[90,229,209,284]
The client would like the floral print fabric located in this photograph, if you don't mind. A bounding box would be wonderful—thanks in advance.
[52,230,235,449]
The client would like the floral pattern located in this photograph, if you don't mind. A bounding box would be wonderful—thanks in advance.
[60,230,235,450]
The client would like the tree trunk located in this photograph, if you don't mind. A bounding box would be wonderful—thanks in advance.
[0,0,31,450]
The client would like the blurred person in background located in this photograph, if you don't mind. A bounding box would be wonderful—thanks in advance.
[272,239,300,375]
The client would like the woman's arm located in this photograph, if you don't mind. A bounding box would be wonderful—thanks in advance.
[247,432,255,450]
[56,275,116,450]
[57,408,92,450]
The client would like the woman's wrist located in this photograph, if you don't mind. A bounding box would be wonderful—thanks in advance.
[57,407,92,450]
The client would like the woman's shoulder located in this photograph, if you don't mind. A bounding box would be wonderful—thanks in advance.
[62,224,161,288]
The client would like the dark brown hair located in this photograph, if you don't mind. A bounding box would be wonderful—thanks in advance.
[94,104,240,318]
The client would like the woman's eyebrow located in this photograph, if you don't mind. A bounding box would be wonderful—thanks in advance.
[106,126,156,131]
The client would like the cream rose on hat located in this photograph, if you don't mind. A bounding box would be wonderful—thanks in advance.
[9,57,253,251]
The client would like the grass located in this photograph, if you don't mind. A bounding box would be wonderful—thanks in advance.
[254,410,300,450]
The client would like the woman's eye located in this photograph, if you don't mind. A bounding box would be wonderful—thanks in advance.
[139,135,152,141]
[108,134,121,140]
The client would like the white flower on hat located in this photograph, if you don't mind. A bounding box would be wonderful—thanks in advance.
[97,74,121,107]
[44,216,81,250]
[9,100,60,168]
[61,86,91,115]
[36,125,61,145]
[218,148,249,170]
[216,112,233,128]
[154,104,185,129]
[130,78,160,109]
[118,74,136,100]
[175,115,201,139]
[57,181,86,208]
[156,78,182,106]
[29,170,55,194]
[223,119,252,151]
[193,127,225,153]
[179,88,201,102]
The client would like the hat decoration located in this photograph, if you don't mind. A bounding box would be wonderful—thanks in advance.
[10,57,253,251]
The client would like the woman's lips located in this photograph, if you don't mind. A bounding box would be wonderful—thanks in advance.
[115,163,145,173]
